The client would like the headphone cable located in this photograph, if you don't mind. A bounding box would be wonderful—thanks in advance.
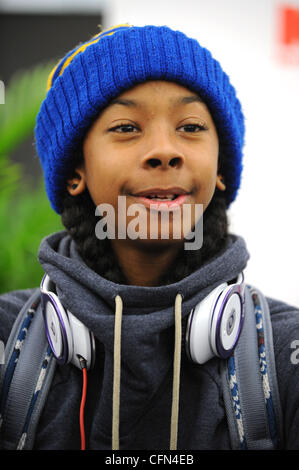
[78,356,88,450]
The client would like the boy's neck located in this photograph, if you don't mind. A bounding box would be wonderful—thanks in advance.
[111,239,182,287]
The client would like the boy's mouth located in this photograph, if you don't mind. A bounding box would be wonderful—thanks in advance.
[129,187,191,209]
[131,187,189,198]
[142,194,178,201]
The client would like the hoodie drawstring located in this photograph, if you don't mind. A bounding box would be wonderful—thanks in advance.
[112,295,123,450]
[112,293,182,451]
[170,293,182,450]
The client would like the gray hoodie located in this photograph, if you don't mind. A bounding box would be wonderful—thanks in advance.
[1,230,299,450]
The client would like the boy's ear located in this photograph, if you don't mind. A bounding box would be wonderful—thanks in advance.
[66,165,87,195]
[216,174,226,192]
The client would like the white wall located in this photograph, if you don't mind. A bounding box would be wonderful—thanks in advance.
[0,0,108,13]
[104,0,299,307]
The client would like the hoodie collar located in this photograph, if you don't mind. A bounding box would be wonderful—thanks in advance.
[38,230,250,318]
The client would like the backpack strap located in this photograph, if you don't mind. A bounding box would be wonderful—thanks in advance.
[0,289,56,450]
[221,285,283,450]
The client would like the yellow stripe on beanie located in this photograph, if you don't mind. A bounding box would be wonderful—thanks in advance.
[46,23,132,92]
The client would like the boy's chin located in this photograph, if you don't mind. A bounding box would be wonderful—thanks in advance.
[125,236,185,253]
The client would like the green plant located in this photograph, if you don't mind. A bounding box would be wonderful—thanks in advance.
[0,62,53,157]
[0,62,63,294]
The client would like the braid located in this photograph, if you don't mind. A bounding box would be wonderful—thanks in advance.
[61,189,126,284]
[60,186,228,286]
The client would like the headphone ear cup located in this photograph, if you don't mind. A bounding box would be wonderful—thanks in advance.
[42,291,74,365]
[186,283,228,364]
[41,274,96,370]
[210,284,243,359]
[186,280,244,365]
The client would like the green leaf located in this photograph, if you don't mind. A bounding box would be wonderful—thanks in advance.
[0,61,65,295]
[0,61,55,156]
[0,179,63,294]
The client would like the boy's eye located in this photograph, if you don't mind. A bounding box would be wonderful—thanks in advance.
[108,122,208,134]
[109,124,139,133]
[178,124,207,132]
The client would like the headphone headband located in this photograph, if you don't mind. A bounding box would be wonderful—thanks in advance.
[41,272,245,370]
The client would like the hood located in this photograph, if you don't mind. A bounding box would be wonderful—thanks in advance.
[38,230,250,449]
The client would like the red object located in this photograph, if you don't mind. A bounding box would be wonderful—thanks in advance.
[279,5,299,45]
[80,367,87,450]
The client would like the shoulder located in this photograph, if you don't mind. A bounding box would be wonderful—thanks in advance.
[0,287,39,345]
[267,295,299,352]
[267,295,299,317]
[266,295,299,448]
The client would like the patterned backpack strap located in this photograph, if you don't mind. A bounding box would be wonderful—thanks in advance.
[221,284,283,450]
[0,288,56,450]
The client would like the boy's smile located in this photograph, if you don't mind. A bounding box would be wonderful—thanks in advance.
[67,80,225,284]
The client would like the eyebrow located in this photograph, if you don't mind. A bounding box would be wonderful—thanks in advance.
[108,95,204,108]
[180,95,204,104]
[109,98,139,107]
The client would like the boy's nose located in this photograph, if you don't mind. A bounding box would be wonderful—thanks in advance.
[140,136,185,170]
[142,154,184,170]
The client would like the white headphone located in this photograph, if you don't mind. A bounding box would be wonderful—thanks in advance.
[40,274,96,370]
[185,273,245,364]
[40,272,245,370]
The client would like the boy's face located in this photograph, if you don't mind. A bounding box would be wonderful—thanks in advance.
[69,80,223,247]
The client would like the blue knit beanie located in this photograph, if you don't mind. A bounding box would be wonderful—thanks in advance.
[35,23,245,214]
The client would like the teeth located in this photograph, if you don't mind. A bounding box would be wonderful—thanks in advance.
[147,194,177,200]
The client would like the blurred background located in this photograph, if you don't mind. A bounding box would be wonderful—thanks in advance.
[0,0,298,307]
